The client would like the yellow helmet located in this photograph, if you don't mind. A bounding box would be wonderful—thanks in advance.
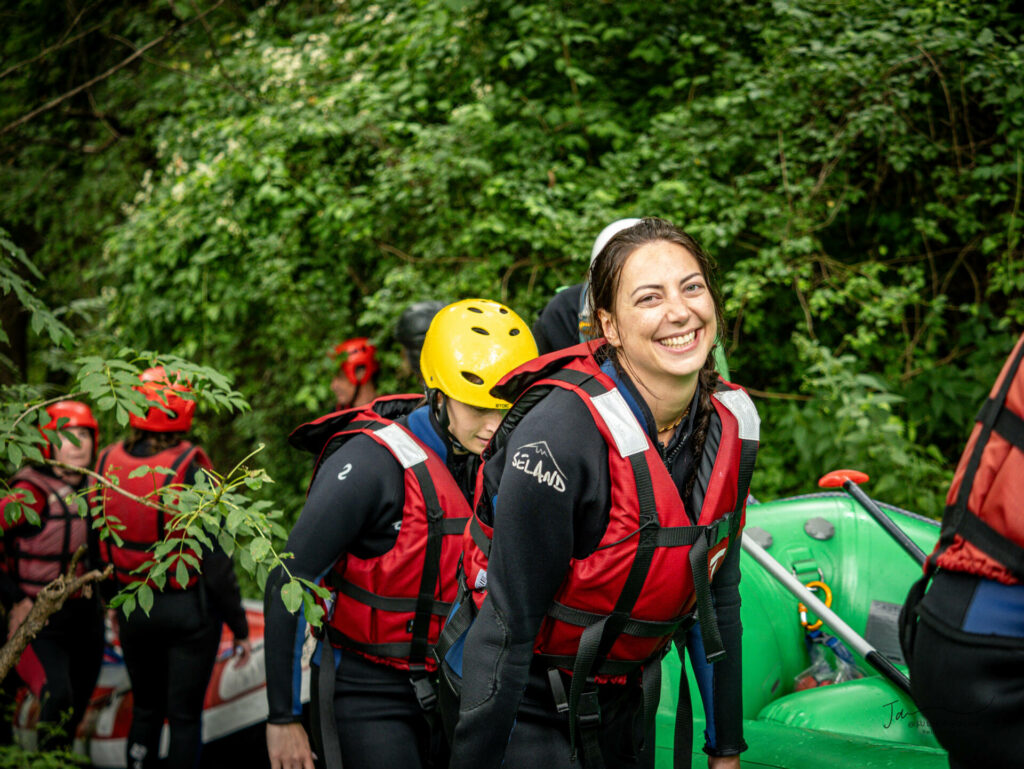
[420,299,538,409]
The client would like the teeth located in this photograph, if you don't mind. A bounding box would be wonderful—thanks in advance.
[660,331,696,348]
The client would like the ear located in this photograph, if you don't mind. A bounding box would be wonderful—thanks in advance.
[597,308,621,347]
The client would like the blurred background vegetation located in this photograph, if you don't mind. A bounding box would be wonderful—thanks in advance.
[3,0,1022,565]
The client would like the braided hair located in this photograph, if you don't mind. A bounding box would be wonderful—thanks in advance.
[586,217,725,504]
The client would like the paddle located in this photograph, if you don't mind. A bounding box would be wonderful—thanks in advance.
[741,536,914,698]
[818,469,927,566]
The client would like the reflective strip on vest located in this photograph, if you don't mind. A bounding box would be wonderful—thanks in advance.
[590,390,648,458]
[713,389,760,441]
[375,423,428,468]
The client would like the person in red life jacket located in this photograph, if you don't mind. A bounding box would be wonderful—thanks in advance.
[263,299,538,769]
[444,218,759,769]
[94,367,251,769]
[900,332,1024,769]
[0,400,105,747]
[329,337,379,411]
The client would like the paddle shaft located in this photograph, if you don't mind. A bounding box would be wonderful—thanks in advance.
[741,536,914,698]
[842,480,927,566]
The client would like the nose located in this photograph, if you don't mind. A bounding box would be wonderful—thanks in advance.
[479,410,504,437]
[664,291,691,323]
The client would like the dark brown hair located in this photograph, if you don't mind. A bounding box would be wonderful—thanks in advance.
[587,216,724,502]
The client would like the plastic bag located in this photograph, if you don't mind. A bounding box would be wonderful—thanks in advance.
[793,629,865,690]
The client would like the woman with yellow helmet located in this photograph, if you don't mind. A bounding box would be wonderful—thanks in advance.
[264,299,537,769]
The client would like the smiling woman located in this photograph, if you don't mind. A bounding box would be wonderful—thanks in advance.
[444,218,759,769]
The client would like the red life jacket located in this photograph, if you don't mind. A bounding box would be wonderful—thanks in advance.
[930,333,1024,584]
[4,468,87,597]
[95,441,212,589]
[457,343,759,678]
[289,395,472,673]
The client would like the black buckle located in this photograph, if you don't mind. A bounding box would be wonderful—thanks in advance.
[577,689,601,728]
[410,673,438,712]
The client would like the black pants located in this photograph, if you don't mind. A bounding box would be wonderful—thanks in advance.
[909,573,1024,769]
[16,595,104,747]
[490,666,652,769]
[119,588,221,769]
[313,650,447,769]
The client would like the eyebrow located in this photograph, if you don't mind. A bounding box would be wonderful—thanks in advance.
[630,272,702,297]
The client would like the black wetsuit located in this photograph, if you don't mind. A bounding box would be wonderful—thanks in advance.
[264,406,477,769]
[909,571,1024,769]
[532,284,584,355]
[450,366,745,769]
[107,438,249,769]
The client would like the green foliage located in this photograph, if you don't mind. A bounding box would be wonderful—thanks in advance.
[5,0,1024,520]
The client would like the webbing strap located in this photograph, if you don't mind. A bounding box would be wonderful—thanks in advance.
[641,657,662,757]
[956,512,1024,579]
[469,514,491,557]
[978,397,1024,451]
[432,595,474,667]
[312,644,344,769]
[936,338,1024,574]
[325,626,416,659]
[673,634,694,769]
[546,601,683,637]
[656,526,703,547]
[155,445,199,542]
[441,517,470,535]
[565,451,660,766]
[407,460,445,668]
[328,578,453,616]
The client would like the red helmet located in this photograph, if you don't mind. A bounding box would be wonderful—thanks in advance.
[332,338,379,386]
[41,400,100,459]
[128,366,197,433]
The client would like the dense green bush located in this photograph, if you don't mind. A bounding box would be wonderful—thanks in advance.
[5,0,1023,525]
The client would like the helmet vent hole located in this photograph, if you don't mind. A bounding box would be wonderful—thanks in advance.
[471,326,490,336]
[509,328,520,336]
[467,306,484,314]
[461,372,485,385]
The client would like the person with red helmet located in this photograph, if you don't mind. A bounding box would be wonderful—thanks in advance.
[94,367,251,769]
[0,400,105,748]
[329,337,380,411]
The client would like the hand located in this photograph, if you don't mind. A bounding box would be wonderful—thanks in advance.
[233,638,253,668]
[7,597,32,640]
[708,755,741,769]
[266,721,316,769]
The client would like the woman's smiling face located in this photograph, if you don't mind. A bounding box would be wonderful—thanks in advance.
[598,239,717,391]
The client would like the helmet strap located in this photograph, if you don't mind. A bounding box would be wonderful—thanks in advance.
[428,389,470,454]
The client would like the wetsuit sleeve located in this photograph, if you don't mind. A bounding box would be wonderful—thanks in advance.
[450,389,608,769]
[688,537,746,756]
[264,435,406,724]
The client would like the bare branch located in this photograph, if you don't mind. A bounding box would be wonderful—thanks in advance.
[0,18,104,81]
[0,0,226,137]
[0,547,112,683]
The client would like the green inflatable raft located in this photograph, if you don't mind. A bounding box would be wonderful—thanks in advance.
[655,489,948,768]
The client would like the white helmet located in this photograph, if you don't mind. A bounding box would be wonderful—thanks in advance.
[590,218,642,264]
[579,218,642,341]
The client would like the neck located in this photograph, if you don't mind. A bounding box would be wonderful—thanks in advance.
[631,370,699,431]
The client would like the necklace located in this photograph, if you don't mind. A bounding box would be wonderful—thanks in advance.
[657,405,690,434]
